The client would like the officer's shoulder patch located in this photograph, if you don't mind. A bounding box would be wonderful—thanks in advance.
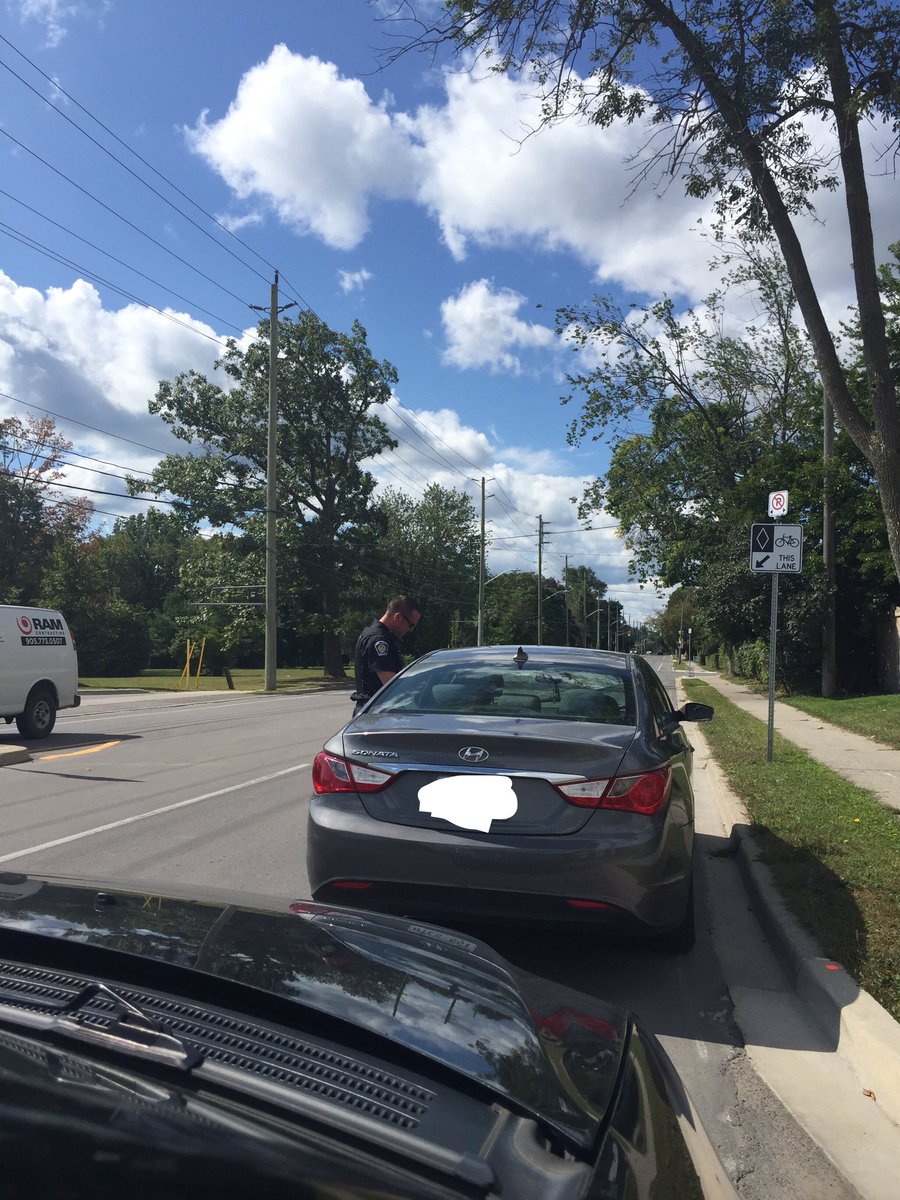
[374,640,390,657]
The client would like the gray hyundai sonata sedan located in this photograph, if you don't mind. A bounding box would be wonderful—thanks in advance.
[307,646,713,950]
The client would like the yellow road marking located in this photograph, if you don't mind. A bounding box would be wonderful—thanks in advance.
[38,740,121,761]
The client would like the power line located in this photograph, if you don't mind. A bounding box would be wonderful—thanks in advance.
[7,471,180,506]
[4,433,156,479]
[0,33,275,284]
[0,390,172,456]
[0,31,320,321]
[387,404,475,483]
[0,124,254,312]
[0,223,233,348]
[0,186,246,335]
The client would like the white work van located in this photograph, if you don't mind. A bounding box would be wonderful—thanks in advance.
[0,606,81,738]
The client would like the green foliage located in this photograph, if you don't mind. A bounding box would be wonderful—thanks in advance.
[100,510,195,611]
[478,570,606,646]
[566,243,898,691]
[1,415,94,603]
[136,310,399,677]
[730,639,770,683]
[76,599,152,677]
[562,263,821,587]
[419,0,900,594]
[38,535,151,675]
[351,484,481,653]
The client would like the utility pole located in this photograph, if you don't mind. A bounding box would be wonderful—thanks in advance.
[582,568,587,648]
[607,598,611,651]
[480,477,487,648]
[251,273,297,694]
[537,515,543,646]
[564,555,569,646]
[822,398,836,696]
[596,591,601,649]
[264,272,279,694]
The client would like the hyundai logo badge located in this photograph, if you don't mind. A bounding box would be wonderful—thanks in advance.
[459,746,489,763]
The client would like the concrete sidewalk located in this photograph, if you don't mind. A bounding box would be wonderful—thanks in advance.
[684,669,900,812]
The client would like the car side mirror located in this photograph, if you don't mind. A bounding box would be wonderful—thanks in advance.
[671,702,714,723]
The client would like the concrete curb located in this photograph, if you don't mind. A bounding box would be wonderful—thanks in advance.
[0,745,31,767]
[732,825,900,1128]
[680,679,900,1131]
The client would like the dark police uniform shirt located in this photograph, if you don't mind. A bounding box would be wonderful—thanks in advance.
[352,619,401,706]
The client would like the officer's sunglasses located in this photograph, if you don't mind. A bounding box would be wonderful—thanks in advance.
[398,613,419,631]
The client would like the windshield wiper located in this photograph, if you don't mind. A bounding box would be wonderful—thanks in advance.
[0,979,203,1070]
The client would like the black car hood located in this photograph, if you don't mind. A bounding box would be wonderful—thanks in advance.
[0,873,628,1152]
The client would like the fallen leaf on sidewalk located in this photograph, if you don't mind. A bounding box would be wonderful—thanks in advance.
[863,1089,877,1101]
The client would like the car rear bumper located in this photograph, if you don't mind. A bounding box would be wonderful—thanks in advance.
[307,795,692,934]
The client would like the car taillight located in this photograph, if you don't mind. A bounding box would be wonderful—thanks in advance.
[312,752,393,794]
[556,767,672,815]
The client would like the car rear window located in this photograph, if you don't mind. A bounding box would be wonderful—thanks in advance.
[367,659,635,726]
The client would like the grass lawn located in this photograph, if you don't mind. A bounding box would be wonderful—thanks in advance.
[779,693,900,751]
[79,668,352,693]
[684,678,900,1022]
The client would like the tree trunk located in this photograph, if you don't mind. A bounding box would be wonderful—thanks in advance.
[322,631,345,680]
[320,573,346,680]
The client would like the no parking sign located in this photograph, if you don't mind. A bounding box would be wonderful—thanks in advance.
[768,490,788,518]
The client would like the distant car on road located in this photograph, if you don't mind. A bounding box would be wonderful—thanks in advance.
[307,645,713,950]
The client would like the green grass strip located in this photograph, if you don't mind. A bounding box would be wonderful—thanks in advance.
[779,693,900,751]
[79,668,350,692]
[684,679,900,1021]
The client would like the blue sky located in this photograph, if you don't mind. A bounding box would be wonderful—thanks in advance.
[1,0,896,621]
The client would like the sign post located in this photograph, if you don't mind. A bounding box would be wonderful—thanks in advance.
[749,519,804,762]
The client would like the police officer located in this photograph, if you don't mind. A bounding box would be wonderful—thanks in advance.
[351,595,422,715]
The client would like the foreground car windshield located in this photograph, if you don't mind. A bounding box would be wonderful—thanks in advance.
[367,655,636,725]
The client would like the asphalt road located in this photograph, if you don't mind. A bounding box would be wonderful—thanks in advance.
[0,677,862,1198]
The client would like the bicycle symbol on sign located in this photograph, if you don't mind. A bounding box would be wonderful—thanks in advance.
[775,533,799,547]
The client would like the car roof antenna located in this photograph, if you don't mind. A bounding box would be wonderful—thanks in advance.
[513,646,528,668]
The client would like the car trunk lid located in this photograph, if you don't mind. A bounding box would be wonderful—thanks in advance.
[340,714,634,835]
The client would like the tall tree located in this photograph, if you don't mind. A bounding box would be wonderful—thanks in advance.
[356,484,481,651]
[135,312,398,677]
[100,509,196,612]
[0,415,93,602]
[562,563,608,647]
[397,0,900,586]
[565,258,821,586]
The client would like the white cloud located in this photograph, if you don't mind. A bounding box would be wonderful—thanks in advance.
[186,46,418,250]
[338,267,373,294]
[6,0,104,47]
[188,48,716,300]
[215,209,264,234]
[188,46,897,333]
[0,272,232,520]
[0,268,662,615]
[362,396,657,611]
[441,279,555,373]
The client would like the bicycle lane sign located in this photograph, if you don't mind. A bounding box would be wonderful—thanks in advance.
[750,523,804,572]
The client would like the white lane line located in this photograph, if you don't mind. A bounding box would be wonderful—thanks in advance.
[0,763,310,865]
